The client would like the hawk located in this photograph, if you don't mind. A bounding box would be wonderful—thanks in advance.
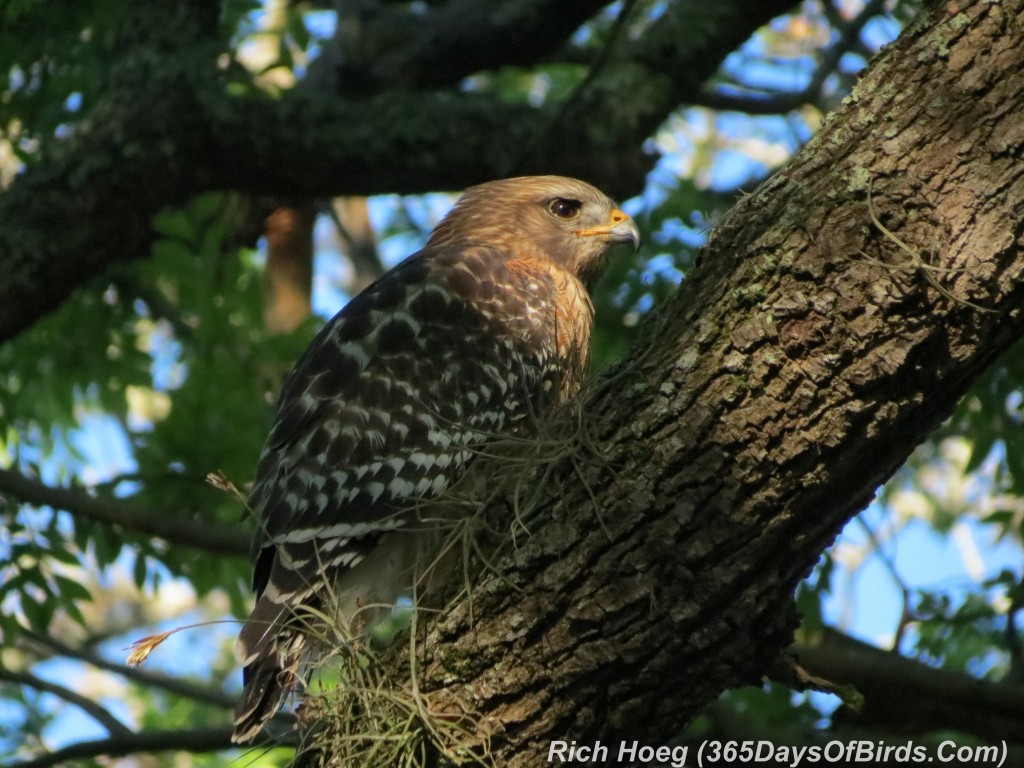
[232,175,640,743]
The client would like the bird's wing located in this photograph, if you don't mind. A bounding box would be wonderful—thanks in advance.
[246,244,560,604]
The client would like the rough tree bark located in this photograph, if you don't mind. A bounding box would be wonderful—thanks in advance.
[352,3,1023,765]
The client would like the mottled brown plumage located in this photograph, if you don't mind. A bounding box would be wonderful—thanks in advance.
[232,176,639,743]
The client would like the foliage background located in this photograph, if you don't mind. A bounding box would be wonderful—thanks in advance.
[2,1,1022,765]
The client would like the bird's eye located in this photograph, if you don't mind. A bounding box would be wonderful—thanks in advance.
[548,198,582,219]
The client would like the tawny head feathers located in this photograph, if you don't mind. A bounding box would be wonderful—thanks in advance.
[427,175,640,288]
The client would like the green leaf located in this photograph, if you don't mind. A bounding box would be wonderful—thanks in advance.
[53,574,92,603]
[47,545,82,566]
[133,552,147,589]
[188,192,225,228]
[286,8,311,50]
[153,209,197,244]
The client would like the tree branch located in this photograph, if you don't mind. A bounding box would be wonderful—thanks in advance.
[620,0,797,108]
[0,0,799,343]
[684,682,1024,766]
[20,630,241,712]
[793,630,1024,743]
[9,726,297,768]
[0,468,250,556]
[326,0,612,95]
[510,0,641,174]
[0,664,131,736]
[694,0,887,114]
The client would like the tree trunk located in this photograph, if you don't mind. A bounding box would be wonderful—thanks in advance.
[264,204,316,334]
[354,3,1024,765]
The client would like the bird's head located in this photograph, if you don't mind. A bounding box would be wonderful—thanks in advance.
[428,175,641,288]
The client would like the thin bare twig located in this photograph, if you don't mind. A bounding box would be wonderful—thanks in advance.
[513,0,640,173]
[697,0,886,114]
[854,515,914,650]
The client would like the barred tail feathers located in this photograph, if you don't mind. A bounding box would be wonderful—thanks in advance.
[231,531,423,742]
[232,594,308,743]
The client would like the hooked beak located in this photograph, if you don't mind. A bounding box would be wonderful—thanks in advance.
[575,208,641,251]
